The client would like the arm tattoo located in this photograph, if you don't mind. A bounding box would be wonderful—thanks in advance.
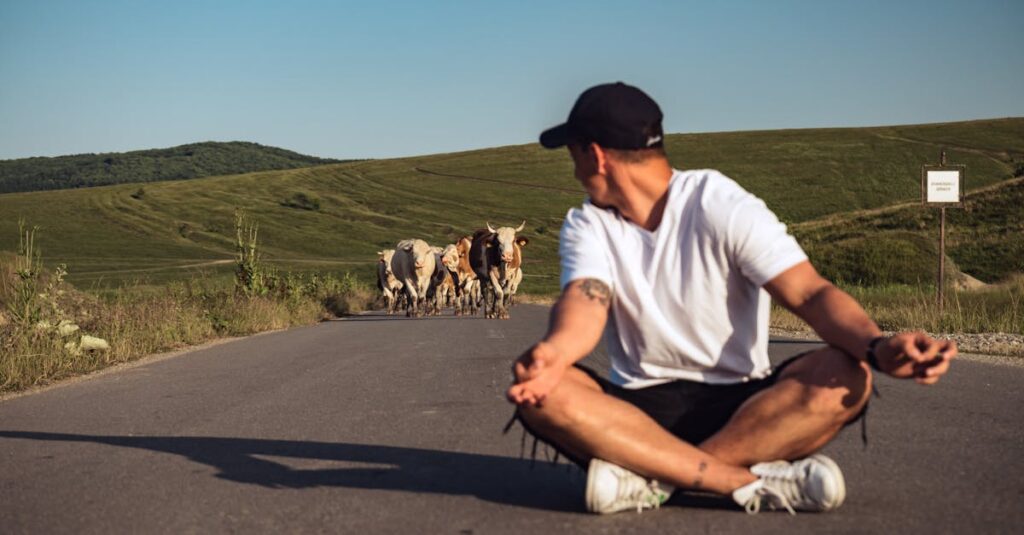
[693,460,708,489]
[578,279,611,307]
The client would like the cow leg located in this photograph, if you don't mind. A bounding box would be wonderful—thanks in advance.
[458,281,468,315]
[419,282,430,317]
[470,282,478,314]
[501,280,512,318]
[489,270,506,319]
[472,280,482,315]
[395,290,406,314]
[480,281,492,318]
[501,274,511,319]
[405,284,418,317]
[509,274,519,307]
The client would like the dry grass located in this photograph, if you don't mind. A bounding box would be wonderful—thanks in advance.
[0,254,375,394]
[513,293,557,306]
[771,277,1024,356]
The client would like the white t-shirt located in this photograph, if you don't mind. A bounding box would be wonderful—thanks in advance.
[559,169,807,388]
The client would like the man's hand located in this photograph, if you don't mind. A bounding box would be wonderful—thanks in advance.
[874,332,957,385]
[507,341,568,407]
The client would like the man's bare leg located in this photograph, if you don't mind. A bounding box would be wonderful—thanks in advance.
[518,367,756,495]
[516,346,870,495]
[701,347,872,466]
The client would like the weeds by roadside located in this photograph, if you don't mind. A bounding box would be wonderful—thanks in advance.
[0,219,375,394]
[770,278,1024,355]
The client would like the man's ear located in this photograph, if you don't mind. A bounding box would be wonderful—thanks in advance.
[590,142,610,175]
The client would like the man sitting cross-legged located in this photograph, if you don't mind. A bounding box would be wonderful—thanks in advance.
[508,82,957,515]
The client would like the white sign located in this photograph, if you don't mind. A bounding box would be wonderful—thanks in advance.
[926,170,960,203]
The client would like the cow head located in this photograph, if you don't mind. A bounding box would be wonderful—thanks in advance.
[441,244,460,272]
[456,236,471,257]
[486,220,526,264]
[398,239,432,269]
[379,249,396,277]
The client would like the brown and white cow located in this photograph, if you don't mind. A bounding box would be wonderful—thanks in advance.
[506,235,528,306]
[469,221,526,319]
[376,249,404,314]
[391,238,435,317]
[435,269,456,312]
[443,238,481,315]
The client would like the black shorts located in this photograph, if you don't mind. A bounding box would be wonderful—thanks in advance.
[574,362,790,447]
[510,351,868,467]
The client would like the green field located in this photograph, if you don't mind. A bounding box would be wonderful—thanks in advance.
[1,118,1021,296]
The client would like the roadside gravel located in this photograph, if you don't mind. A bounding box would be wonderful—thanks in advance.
[770,327,1024,362]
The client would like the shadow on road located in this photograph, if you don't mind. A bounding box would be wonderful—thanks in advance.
[0,431,582,512]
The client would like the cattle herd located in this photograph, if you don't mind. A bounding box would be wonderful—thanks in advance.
[377,222,529,319]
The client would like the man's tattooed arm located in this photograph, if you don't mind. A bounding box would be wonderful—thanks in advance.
[577,278,612,307]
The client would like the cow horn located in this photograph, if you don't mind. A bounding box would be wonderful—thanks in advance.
[487,222,496,233]
[515,220,526,232]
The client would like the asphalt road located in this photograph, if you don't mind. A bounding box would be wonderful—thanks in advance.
[1,305,1021,533]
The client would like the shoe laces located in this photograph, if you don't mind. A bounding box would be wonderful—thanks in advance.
[744,484,796,515]
[746,462,801,515]
[631,480,667,513]
[613,470,667,513]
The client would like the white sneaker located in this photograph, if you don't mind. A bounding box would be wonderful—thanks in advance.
[585,458,675,514]
[734,454,847,514]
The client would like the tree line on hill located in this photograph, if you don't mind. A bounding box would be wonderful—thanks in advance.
[0,141,350,194]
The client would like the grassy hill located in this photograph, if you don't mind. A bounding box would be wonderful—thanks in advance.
[0,118,1021,295]
[793,177,1024,285]
[0,141,344,194]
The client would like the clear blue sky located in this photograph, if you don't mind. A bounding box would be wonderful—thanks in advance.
[1,0,1021,160]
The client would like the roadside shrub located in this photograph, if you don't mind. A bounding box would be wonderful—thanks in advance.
[234,210,269,297]
[322,273,375,316]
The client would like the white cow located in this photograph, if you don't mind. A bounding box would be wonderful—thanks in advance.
[376,249,403,314]
[391,239,436,317]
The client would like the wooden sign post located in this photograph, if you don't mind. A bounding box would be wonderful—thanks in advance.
[921,151,965,316]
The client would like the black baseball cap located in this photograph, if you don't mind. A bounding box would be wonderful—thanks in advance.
[539,82,664,150]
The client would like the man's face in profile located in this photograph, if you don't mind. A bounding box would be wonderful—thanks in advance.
[568,143,611,209]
